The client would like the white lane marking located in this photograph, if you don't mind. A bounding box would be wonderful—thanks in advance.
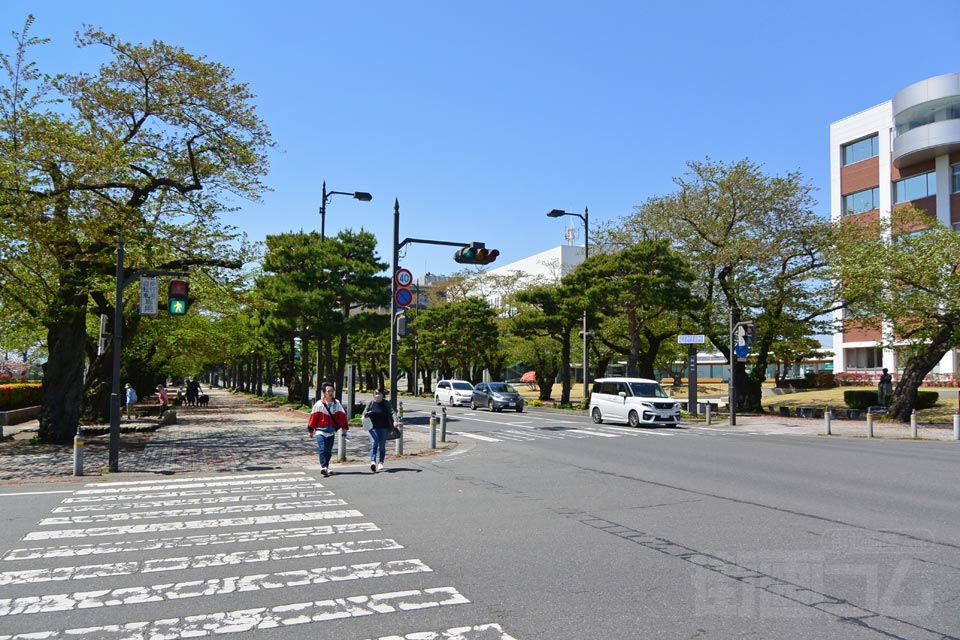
[0,587,469,639]
[63,482,322,503]
[75,475,313,495]
[40,499,348,525]
[83,471,306,488]
[54,490,335,513]
[24,509,364,540]
[0,559,433,616]
[0,490,74,498]
[448,432,501,442]
[367,623,519,640]
[602,426,675,436]
[566,428,619,438]
[4,523,381,561]
[0,539,404,585]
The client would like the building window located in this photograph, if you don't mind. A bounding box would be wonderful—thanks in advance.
[842,134,879,166]
[894,171,936,203]
[952,163,960,194]
[845,347,883,370]
[842,186,880,216]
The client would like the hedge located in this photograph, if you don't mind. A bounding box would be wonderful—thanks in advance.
[0,383,42,411]
[844,389,939,410]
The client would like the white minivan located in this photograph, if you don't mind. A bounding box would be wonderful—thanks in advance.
[589,377,681,427]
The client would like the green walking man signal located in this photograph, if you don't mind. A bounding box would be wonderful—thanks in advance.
[168,279,189,315]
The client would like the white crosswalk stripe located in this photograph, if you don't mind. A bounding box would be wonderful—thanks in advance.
[1,471,520,638]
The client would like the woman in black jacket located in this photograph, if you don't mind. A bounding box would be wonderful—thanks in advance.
[364,387,397,473]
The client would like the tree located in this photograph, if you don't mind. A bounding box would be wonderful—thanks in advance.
[833,205,960,422]
[564,241,699,380]
[416,298,499,382]
[607,158,834,411]
[0,20,272,442]
[510,284,582,404]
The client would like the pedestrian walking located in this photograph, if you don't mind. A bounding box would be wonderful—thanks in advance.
[157,385,169,418]
[363,387,397,473]
[878,368,893,406]
[124,383,138,420]
[307,382,349,477]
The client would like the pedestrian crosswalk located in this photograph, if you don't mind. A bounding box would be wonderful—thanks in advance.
[446,423,765,443]
[0,471,518,639]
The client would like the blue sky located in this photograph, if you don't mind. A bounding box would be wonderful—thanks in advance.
[5,1,959,278]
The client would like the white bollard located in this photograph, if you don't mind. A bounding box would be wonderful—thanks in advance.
[338,429,347,462]
[429,410,437,449]
[954,412,959,441]
[440,406,447,442]
[911,409,918,438]
[824,407,831,435]
[73,428,84,476]
[395,401,404,455]
[705,403,712,426]
[867,409,873,438]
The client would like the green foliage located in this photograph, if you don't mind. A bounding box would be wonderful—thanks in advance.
[843,389,938,410]
[415,298,499,381]
[0,382,42,410]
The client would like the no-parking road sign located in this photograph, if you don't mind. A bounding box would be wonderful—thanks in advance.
[395,287,413,308]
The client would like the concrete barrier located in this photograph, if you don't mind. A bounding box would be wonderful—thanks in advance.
[0,406,41,427]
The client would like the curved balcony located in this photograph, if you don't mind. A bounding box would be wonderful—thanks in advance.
[892,72,960,168]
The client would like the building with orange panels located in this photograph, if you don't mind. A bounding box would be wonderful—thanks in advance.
[830,72,960,378]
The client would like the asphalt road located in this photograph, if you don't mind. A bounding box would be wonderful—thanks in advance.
[0,396,957,639]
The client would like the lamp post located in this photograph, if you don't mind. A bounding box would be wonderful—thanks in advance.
[319,180,372,241]
[547,207,590,403]
[317,181,371,400]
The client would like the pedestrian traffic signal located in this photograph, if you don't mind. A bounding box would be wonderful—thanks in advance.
[168,279,189,315]
[454,242,500,265]
[396,313,409,338]
[742,323,756,346]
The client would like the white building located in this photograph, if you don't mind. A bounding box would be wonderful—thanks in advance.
[830,72,960,378]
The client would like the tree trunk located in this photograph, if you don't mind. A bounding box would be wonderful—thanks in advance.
[887,330,952,422]
[39,289,88,444]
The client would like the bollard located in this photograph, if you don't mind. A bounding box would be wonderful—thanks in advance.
[440,406,447,442]
[954,412,959,441]
[824,407,832,436]
[338,429,347,462]
[705,403,712,426]
[395,401,404,455]
[430,410,437,449]
[910,409,918,438]
[867,409,873,438]
[73,427,84,476]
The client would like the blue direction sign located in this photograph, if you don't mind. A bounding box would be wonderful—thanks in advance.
[395,287,413,308]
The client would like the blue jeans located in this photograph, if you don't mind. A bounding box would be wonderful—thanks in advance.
[369,427,388,463]
[316,433,335,468]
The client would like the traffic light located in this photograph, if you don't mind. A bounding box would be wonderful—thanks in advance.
[453,242,500,265]
[743,323,756,346]
[168,279,189,315]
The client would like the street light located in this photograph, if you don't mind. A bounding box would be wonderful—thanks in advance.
[319,180,373,241]
[546,207,590,403]
[316,180,372,401]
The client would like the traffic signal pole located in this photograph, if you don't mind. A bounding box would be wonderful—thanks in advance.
[108,235,188,472]
[388,199,498,410]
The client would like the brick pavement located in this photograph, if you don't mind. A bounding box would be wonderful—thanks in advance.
[0,388,439,484]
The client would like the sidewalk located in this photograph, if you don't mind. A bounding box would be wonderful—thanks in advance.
[0,388,442,485]
[697,413,960,440]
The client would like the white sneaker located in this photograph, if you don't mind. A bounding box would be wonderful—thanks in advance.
[370,461,377,473]
[321,467,329,477]
[377,462,384,472]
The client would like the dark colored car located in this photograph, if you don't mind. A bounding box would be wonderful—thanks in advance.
[471,382,524,412]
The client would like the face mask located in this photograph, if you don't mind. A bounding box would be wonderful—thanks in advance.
[374,394,383,401]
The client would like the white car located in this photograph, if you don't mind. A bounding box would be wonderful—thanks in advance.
[589,377,680,427]
[435,379,475,406]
